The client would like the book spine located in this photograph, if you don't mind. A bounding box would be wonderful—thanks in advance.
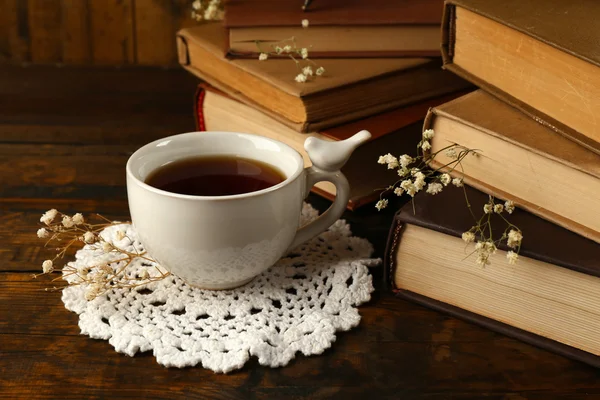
[392,288,600,369]
[440,2,455,65]
[194,86,207,131]
[383,213,405,291]
[176,34,190,66]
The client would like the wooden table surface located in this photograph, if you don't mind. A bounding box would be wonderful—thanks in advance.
[1,65,599,400]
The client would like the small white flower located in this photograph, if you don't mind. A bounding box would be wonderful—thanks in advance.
[40,209,58,225]
[37,228,49,239]
[452,178,463,187]
[393,187,404,196]
[484,241,497,254]
[440,173,451,186]
[78,267,89,278]
[295,73,307,83]
[62,215,74,228]
[72,213,84,225]
[399,180,417,197]
[399,154,413,168]
[493,204,504,214]
[421,141,431,151]
[398,167,409,177]
[302,66,313,76]
[301,19,309,28]
[410,168,420,176]
[414,178,426,191]
[462,232,475,243]
[423,129,434,140]
[192,0,201,10]
[378,154,391,164]
[483,204,493,214]
[504,200,515,214]
[283,45,292,53]
[445,148,458,158]
[475,241,484,250]
[258,53,268,61]
[507,230,523,249]
[102,242,113,253]
[426,182,443,195]
[204,4,218,20]
[506,251,519,265]
[300,48,308,59]
[42,260,54,274]
[375,199,388,211]
[275,46,283,54]
[83,231,96,244]
[115,230,126,241]
[315,66,325,76]
[414,172,426,191]
[378,153,398,169]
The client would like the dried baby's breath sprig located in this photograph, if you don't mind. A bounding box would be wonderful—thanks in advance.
[255,20,326,83]
[376,128,524,266]
[191,0,224,21]
[34,211,169,300]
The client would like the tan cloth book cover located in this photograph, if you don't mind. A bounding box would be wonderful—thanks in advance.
[441,0,600,154]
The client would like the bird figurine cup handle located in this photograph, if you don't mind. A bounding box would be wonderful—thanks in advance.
[288,130,371,249]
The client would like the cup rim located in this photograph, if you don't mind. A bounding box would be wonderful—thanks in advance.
[126,131,305,201]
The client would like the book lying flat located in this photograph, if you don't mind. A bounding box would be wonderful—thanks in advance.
[177,23,470,133]
[441,0,600,154]
[224,0,444,58]
[195,84,467,210]
[425,90,600,243]
[386,185,600,368]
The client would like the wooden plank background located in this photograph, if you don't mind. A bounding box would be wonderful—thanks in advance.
[0,0,198,66]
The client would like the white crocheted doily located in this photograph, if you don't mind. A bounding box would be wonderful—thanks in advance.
[61,203,378,373]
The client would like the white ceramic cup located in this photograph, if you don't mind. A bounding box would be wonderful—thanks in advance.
[126,130,370,289]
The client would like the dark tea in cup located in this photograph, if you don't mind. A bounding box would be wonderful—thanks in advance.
[145,155,286,196]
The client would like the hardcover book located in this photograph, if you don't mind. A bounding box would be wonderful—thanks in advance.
[224,0,444,58]
[194,84,467,209]
[386,185,600,368]
[177,22,471,133]
[424,90,600,243]
[441,0,600,154]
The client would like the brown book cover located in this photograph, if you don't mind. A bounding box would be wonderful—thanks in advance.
[194,84,466,210]
[423,90,600,243]
[224,0,445,58]
[226,0,444,27]
[177,22,471,132]
[385,185,600,367]
[441,0,600,155]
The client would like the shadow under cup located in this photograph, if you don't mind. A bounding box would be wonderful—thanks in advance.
[126,131,307,290]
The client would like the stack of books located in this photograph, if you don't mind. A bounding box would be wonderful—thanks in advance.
[386,0,600,366]
[175,0,471,210]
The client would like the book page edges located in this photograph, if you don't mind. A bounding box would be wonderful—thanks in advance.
[393,287,600,368]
